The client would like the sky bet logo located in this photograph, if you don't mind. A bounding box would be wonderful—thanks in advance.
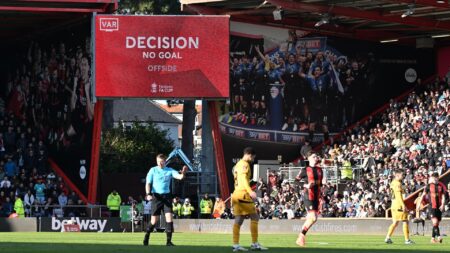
[99,18,119,32]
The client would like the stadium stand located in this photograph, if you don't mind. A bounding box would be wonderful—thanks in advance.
[251,81,450,219]
[0,38,90,217]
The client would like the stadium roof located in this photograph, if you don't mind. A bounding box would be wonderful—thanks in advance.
[0,0,118,42]
[181,0,450,45]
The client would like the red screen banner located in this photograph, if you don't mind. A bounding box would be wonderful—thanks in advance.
[95,15,229,98]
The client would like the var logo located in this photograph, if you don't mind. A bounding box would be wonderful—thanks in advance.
[99,18,119,32]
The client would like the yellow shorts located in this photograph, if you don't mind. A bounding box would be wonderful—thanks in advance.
[391,210,408,221]
[231,191,256,216]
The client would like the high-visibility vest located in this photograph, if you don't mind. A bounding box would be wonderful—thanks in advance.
[341,161,353,179]
[14,198,24,217]
[173,203,182,216]
[182,204,194,216]
[107,193,121,210]
[200,199,213,214]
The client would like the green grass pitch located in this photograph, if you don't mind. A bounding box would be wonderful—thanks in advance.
[0,232,448,253]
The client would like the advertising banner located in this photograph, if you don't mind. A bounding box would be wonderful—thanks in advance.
[120,205,131,222]
[172,219,450,235]
[95,15,229,98]
[39,217,121,232]
[219,122,335,144]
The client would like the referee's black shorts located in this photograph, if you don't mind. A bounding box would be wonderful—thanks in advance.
[151,193,173,216]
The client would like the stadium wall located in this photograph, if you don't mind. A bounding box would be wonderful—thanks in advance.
[2,217,449,235]
[173,218,450,235]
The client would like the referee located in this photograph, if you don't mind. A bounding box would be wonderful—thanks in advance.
[143,153,187,247]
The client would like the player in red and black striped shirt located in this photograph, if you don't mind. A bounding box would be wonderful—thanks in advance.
[295,151,324,247]
[419,172,448,243]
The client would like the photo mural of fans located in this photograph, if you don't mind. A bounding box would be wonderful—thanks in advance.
[0,23,94,197]
[221,21,434,145]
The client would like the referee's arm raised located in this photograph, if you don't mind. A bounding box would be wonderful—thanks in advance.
[172,165,188,180]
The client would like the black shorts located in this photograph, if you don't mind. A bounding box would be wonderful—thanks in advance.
[151,193,173,216]
[429,208,442,221]
[303,198,319,212]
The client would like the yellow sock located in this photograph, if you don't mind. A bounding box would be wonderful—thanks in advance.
[387,223,396,238]
[403,222,409,241]
[233,224,240,245]
[250,220,258,243]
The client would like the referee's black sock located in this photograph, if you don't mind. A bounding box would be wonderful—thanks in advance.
[144,224,155,241]
[166,222,174,244]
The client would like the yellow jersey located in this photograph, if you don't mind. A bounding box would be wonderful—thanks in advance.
[233,159,252,194]
[390,179,405,211]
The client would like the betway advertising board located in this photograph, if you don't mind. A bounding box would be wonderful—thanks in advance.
[39,217,121,232]
[95,15,229,98]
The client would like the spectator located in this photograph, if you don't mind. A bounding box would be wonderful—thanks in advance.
[0,176,11,189]
[212,197,225,219]
[282,203,295,219]
[24,150,37,172]
[34,179,46,204]
[46,172,56,183]
[65,199,77,217]
[4,157,17,178]
[69,191,79,204]
[143,194,152,223]
[106,190,121,217]
[58,192,68,207]
[15,183,26,198]
[32,200,44,217]
[14,195,25,218]
[355,206,368,218]
[0,167,5,181]
[199,193,213,219]
[44,197,54,217]
[4,127,16,153]
[346,206,356,218]
[172,197,182,219]
[126,196,135,205]
[1,197,13,217]
[23,190,35,217]
[36,149,48,175]
[300,140,312,160]
[181,198,194,219]
[256,178,268,198]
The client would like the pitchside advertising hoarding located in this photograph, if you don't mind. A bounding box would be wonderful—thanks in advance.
[95,15,229,98]
[39,217,121,232]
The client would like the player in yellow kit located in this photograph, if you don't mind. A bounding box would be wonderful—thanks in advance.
[231,147,268,252]
[385,169,414,244]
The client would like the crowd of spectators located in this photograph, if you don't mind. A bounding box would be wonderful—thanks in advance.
[251,80,450,219]
[0,36,91,217]
[122,80,450,221]
[227,31,375,139]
